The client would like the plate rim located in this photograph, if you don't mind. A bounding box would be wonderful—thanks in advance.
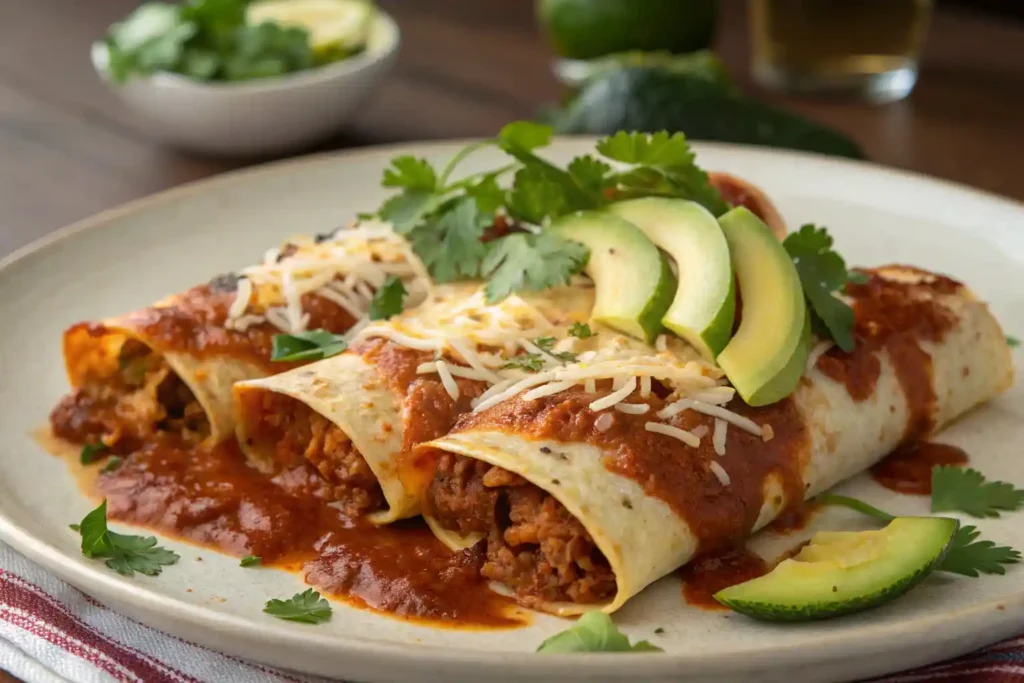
[3,139,1023,679]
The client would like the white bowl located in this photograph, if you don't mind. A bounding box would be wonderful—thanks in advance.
[91,10,400,157]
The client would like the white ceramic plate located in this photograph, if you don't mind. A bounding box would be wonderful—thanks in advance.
[1,140,1022,683]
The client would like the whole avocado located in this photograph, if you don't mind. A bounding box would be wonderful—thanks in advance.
[538,0,718,60]
[551,67,865,159]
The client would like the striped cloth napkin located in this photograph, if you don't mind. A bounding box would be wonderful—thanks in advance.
[1,542,1021,683]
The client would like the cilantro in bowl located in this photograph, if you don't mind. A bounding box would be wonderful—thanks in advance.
[93,0,375,84]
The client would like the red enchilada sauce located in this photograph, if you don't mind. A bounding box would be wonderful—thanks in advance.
[679,547,768,611]
[94,437,520,628]
[870,441,969,495]
[815,268,959,443]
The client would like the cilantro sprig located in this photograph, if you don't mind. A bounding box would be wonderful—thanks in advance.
[783,225,858,352]
[373,122,729,304]
[270,330,347,362]
[263,588,332,624]
[368,275,408,321]
[72,500,180,577]
[931,467,1024,518]
[537,612,661,653]
[240,555,262,567]
[817,494,1020,577]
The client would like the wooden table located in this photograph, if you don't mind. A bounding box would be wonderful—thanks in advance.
[1,1,1023,259]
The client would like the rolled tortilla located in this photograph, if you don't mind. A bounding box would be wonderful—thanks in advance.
[49,224,426,451]
[232,282,599,523]
[408,266,1013,615]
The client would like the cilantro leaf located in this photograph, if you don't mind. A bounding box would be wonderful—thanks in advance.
[569,322,595,339]
[503,354,546,372]
[377,190,443,234]
[939,525,1022,577]
[533,336,578,362]
[368,275,408,321]
[783,225,857,352]
[506,166,571,225]
[818,494,1021,577]
[270,330,347,362]
[537,612,662,653]
[101,457,123,474]
[597,130,694,166]
[465,175,507,216]
[931,467,1024,518]
[1007,335,1021,348]
[848,270,871,285]
[240,555,262,567]
[382,156,438,192]
[567,156,613,196]
[498,121,553,151]
[264,588,332,624]
[482,233,589,304]
[80,442,108,465]
[73,500,180,577]
[409,197,488,283]
[596,131,727,215]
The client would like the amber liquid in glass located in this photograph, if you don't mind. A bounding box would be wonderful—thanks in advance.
[750,0,932,101]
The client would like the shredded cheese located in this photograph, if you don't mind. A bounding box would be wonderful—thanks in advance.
[712,418,728,456]
[806,340,834,375]
[709,461,731,486]
[435,360,460,401]
[589,377,638,412]
[615,403,650,415]
[595,413,614,432]
[689,400,762,436]
[645,422,700,448]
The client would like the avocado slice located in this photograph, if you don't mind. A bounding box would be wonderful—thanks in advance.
[549,211,676,343]
[607,198,735,359]
[716,207,810,406]
[715,517,958,622]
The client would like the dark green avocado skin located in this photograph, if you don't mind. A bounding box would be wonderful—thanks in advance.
[551,68,865,160]
[716,520,958,622]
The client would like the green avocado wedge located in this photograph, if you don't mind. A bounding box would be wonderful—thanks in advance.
[549,211,676,343]
[715,517,958,622]
[607,198,735,359]
[716,207,810,406]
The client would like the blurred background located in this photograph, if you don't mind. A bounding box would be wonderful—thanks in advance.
[1,0,1022,257]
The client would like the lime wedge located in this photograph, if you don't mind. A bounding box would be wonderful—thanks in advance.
[246,0,374,57]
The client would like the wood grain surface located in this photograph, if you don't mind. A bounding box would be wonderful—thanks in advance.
[0,0,1022,260]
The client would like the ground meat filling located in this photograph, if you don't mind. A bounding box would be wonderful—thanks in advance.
[50,339,208,452]
[425,453,617,607]
[244,392,385,517]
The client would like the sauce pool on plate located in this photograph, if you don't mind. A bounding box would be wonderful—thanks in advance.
[870,441,969,495]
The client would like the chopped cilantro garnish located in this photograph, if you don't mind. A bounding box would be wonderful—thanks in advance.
[931,467,1024,518]
[1007,335,1021,348]
[382,156,438,192]
[80,442,108,465]
[817,493,1020,577]
[569,322,595,339]
[73,500,179,577]
[653,627,666,635]
[783,225,858,352]
[101,457,123,474]
[263,588,332,624]
[270,330,347,363]
[534,336,578,362]
[240,555,262,567]
[368,275,407,321]
[537,612,662,653]
[482,233,589,304]
[503,354,546,372]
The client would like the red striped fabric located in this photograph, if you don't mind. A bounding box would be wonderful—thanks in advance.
[0,542,1021,682]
